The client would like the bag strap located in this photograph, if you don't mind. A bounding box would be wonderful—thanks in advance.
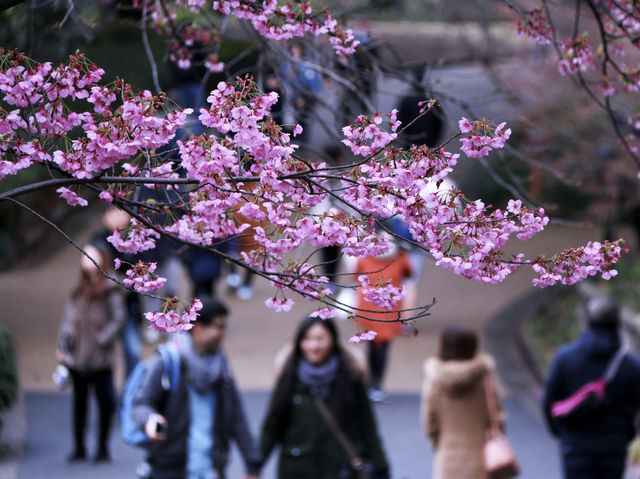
[604,348,626,383]
[158,344,181,392]
[483,373,501,432]
[312,395,365,471]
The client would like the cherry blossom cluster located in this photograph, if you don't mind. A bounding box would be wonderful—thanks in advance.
[511,2,640,169]
[212,1,359,56]
[348,330,378,344]
[0,47,627,334]
[341,110,400,157]
[107,219,161,255]
[145,297,203,332]
[265,296,295,312]
[357,274,407,309]
[133,0,223,72]
[406,194,548,284]
[558,34,596,76]
[0,49,190,199]
[516,8,551,45]
[531,240,625,287]
[458,117,512,158]
[309,308,338,320]
[603,0,640,39]
[0,51,98,180]
[131,0,358,74]
[56,187,88,207]
[121,260,167,293]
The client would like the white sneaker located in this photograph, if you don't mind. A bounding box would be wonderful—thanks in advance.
[367,388,389,403]
[227,273,242,288]
[237,285,254,300]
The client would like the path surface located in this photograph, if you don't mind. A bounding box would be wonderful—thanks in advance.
[17,391,560,479]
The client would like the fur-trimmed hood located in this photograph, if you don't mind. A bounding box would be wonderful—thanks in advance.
[424,354,494,398]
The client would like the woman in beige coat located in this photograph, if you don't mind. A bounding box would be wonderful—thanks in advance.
[56,244,125,463]
[420,324,505,479]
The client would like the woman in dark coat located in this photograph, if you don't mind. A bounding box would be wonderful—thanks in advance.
[260,316,390,479]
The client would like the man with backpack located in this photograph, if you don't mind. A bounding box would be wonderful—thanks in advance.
[130,297,261,479]
[541,296,640,479]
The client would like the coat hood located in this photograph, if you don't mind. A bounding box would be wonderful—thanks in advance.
[424,354,493,398]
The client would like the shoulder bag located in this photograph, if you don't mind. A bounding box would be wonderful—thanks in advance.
[483,373,520,479]
[550,348,625,428]
[312,395,373,479]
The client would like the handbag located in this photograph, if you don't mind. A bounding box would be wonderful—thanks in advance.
[483,374,520,479]
[624,436,640,479]
[312,395,373,479]
[550,348,625,428]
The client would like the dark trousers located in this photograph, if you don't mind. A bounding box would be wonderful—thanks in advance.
[368,341,390,390]
[562,451,626,479]
[69,368,115,453]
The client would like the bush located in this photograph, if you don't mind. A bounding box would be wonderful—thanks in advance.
[0,323,18,412]
[524,287,581,372]
[602,262,640,313]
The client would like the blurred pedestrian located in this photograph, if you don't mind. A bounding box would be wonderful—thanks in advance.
[396,69,444,150]
[421,324,505,479]
[279,42,322,143]
[542,296,640,479]
[227,183,266,300]
[56,244,125,462]
[132,297,261,479]
[182,239,236,298]
[355,233,412,402]
[90,205,144,378]
[260,315,390,479]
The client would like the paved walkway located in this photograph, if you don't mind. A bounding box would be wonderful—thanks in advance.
[16,390,559,479]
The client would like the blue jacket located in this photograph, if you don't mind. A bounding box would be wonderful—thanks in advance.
[541,328,640,454]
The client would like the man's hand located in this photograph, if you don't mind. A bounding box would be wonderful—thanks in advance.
[55,349,65,363]
[144,413,168,442]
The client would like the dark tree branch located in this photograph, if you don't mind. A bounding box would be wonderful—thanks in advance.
[0,0,24,12]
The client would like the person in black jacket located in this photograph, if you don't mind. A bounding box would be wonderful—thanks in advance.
[541,296,640,479]
[132,298,261,479]
[396,69,444,151]
[260,315,390,479]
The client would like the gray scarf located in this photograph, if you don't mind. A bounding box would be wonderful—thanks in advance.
[176,334,229,393]
[297,355,339,398]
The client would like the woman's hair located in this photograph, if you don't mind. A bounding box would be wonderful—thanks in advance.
[71,245,111,300]
[265,316,357,439]
[292,315,341,360]
[439,324,478,361]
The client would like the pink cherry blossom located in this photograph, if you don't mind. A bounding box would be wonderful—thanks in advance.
[265,297,295,312]
[123,261,167,293]
[310,308,338,320]
[145,296,202,333]
[56,187,88,207]
[348,330,378,343]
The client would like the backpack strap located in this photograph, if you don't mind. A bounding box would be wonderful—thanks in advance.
[157,344,181,392]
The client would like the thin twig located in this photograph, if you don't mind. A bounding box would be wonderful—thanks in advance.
[142,1,162,94]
